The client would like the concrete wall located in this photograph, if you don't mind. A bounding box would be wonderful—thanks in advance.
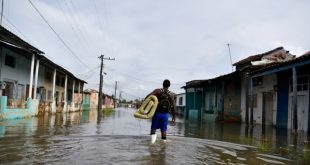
[0,96,36,121]
[240,74,247,123]
[89,92,98,109]
[0,47,32,86]
[252,74,277,125]
[176,93,186,106]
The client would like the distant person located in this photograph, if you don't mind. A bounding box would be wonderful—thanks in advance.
[146,79,176,142]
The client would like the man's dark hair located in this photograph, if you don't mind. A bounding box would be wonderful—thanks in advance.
[163,79,170,88]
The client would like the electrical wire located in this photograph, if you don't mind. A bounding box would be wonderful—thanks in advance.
[28,0,90,69]
[55,0,96,57]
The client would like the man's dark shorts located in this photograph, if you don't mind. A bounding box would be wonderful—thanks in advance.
[151,112,169,132]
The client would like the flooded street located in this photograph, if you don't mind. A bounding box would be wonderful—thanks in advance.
[0,108,309,164]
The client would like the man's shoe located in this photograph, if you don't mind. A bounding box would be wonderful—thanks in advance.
[151,134,157,144]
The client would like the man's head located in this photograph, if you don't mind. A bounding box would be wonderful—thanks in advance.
[163,79,170,89]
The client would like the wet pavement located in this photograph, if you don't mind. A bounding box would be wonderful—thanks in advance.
[0,108,310,164]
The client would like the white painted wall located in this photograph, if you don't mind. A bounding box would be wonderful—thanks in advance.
[176,93,186,106]
[37,66,66,102]
[0,47,32,85]
[252,74,277,125]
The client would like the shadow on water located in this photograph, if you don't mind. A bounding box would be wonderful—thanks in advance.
[0,108,309,164]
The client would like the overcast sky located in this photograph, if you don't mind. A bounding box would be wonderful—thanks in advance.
[2,0,309,100]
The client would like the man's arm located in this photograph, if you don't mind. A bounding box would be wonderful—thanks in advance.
[145,89,160,99]
[170,94,176,124]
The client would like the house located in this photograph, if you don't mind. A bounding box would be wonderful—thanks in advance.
[183,71,242,121]
[82,90,90,110]
[175,93,186,116]
[85,89,99,109]
[84,89,115,109]
[246,51,309,132]
[0,25,86,120]
[103,94,114,108]
[183,47,297,124]
[184,46,310,132]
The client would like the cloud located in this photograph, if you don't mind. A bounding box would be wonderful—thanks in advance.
[3,0,310,100]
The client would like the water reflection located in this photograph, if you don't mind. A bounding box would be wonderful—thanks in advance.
[0,108,309,164]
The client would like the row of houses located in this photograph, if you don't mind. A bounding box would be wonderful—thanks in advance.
[82,89,115,110]
[183,47,310,132]
[0,26,114,121]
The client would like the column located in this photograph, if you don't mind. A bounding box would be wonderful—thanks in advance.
[292,67,298,132]
[52,69,56,113]
[72,79,75,111]
[249,77,254,125]
[63,75,68,113]
[34,59,40,100]
[28,54,35,98]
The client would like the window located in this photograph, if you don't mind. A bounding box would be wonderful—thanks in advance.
[17,84,25,100]
[5,54,16,68]
[45,71,52,82]
[253,77,263,86]
[56,76,60,86]
[48,90,52,101]
[289,75,309,92]
[61,77,65,87]
[179,97,183,105]
[41,88,46,101]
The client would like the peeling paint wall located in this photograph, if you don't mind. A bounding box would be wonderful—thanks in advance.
[0,96,35,121]
[252,74,277,125]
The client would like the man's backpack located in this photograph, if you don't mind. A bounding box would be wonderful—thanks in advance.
[158,89,171,113]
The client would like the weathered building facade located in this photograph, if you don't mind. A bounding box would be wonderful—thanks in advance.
[184,47,310,132]
[0,25,86,120]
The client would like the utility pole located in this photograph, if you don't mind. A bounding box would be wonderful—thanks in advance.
[98,55,115,112]
[114,81,117,108]
[1,0,4,25]
[227,43,233,72]
[119,91,122,103]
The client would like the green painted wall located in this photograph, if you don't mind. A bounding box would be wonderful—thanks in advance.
[82,94,90,110]
[0,96,34,121]
[223,77,242,121]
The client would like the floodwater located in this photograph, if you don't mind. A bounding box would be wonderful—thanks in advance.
[0,108,309,164]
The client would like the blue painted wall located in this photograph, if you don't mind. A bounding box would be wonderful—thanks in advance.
[276,71,289,129]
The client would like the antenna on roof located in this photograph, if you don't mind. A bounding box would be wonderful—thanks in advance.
[227,43,233,72]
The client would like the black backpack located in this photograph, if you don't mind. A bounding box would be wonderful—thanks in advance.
[158,89,171,113]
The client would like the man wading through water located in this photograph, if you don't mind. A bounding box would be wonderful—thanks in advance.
[146,79,176,143]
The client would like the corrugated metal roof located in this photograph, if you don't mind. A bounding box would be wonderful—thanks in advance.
[0,25,87,84]
[250,52,310,75]
[0,25,43,54]
[183,71,242,89]
[233,47,284,66]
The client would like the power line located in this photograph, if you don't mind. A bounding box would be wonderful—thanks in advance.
[62,0,97,57]
[106,67,185,85]
[2,15,31,44]
[2,15,56,61]
[1,0,4,25]
[55,0,96,57]
[28,0,90,69]
[78,64,100,78]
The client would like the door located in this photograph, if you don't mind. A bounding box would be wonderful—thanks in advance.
[263,92,274,125]
[297,95,308,131]
[289,94,309,131]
